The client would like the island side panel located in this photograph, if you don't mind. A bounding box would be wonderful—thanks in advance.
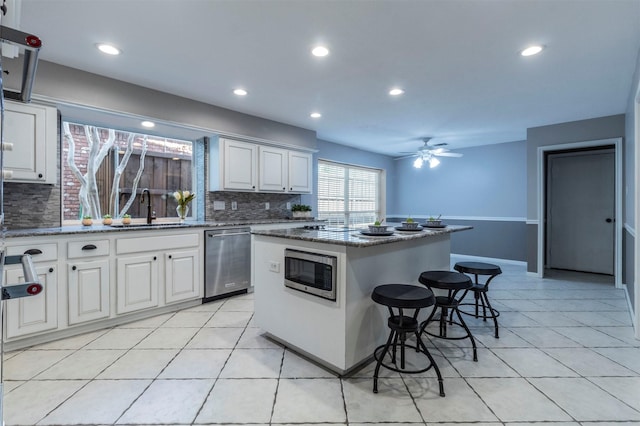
[252,235,349,371]
[344,234,451,369]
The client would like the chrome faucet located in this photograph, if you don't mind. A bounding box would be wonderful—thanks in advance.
[140,188,156,224]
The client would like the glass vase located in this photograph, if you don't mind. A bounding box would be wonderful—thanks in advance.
[176,204,189,222]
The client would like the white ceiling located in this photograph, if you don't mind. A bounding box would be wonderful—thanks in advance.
[14,0,640,156]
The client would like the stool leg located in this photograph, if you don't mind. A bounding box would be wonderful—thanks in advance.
[416,332,445,397]
[474,290,481,318]
[374,329,396,393]
[482,291,499,338]
[454,307,478,362]
[400,332,407,369]
[440,307,448,338]
[418,306,437,352]
[391,331,400,364]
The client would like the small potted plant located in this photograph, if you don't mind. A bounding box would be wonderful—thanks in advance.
[102,214,113,226]
[81,215,93,226]
[121,214,132,225]
[425,214,443,227]
[402,216,419,229]
[291,204,312,219]
[368,219,388,233]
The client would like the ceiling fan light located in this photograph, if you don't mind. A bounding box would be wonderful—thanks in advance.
[413,157,423,168]
[429,157,440,168]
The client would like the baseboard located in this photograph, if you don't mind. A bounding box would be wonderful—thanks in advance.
[451,253,527,267]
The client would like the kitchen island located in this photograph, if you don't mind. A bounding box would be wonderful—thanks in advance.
[252,224,472,374]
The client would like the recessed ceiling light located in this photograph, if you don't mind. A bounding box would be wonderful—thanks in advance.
[521,45,544,57]
[389,88,405,96]
[96,43,121,55]
[233,88,248,96]
[312,46,330,57]
[310,112,322,118]
[141,121,155,128]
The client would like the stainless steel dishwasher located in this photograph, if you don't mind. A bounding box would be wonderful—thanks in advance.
[204,227,251,302]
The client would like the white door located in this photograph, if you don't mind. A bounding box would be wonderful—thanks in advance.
[546,150,615,274]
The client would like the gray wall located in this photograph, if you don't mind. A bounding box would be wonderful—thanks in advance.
[624,47,640,310]
[4,59,317,149]
[393,140,527,261]
[525,114,626,273]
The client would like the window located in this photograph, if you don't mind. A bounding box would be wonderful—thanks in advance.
[62,121,194,223]
[317,160,384,227]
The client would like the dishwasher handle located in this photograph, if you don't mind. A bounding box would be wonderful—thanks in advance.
[208,232,250,238]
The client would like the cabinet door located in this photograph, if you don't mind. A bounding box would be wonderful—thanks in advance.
[288,151,313,193]
[116,254,159,314]
[165,249,200,304]
[67,259,110,325]
[259,146,288,192]
[223,139,257,190]
[2,101,57,184]
[4,264,58,339]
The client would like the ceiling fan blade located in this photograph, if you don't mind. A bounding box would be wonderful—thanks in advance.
[394,153,418,160]
[433,152,463,157]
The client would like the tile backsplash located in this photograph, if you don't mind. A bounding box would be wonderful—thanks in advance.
[205,191,301,221]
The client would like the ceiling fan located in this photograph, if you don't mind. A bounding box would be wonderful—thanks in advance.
[396,137,463,168]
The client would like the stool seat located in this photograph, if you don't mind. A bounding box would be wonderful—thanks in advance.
[418,270,478,362]
[419,271,473,290]
[372,284,436,309]
[371,284,444,397]
[454,261,502,276]
[454,261,502,338]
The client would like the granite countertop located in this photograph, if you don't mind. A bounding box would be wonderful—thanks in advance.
[3,218,320,238]
[251,223,473,247]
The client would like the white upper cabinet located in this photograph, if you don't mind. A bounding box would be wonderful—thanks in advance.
[223,139,257,191]
[2,101,57,184]
[288,151,313,193]
[210,137,313,193]
[259,146,288,192]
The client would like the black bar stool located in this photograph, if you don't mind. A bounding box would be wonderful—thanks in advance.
[371,284,445,396]
[418,271,478,362]
[454,262,502,338]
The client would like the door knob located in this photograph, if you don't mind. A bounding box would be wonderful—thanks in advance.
[606,218,613,223]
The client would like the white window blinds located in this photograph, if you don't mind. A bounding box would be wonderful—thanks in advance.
[317,160,382,227]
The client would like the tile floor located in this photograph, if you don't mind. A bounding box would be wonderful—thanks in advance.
[2,256,639,425]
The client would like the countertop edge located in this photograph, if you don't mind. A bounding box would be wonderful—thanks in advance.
[251,225,473,247]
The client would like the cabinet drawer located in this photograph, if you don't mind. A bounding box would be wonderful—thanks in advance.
[117,233,199,254]
[68,240,110,258]
[6,243,57,262]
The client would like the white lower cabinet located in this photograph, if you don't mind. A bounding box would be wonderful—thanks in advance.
[67,259,110,325]
[4,264,58,339]
[116,253,160,314]
[4,229,203,348]
[165,249,200,304]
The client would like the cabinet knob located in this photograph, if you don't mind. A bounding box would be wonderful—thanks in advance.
[252,186,255,189]
[168,255,172,259]
[24,248,43,256]
[72,266,77,271]
[49,268,54,273]
[283,187,286,190]
[153,256,157,261]
[38,173,43,178]
[82,244,97,251]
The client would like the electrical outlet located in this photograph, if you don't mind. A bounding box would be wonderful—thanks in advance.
[265,202,270,210]
[286,202,291,210]
[269,261,280,273]
[213,201,225,210]
[231,201,237,210]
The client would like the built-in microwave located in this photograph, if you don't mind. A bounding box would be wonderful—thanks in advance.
[284,249,337,301]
